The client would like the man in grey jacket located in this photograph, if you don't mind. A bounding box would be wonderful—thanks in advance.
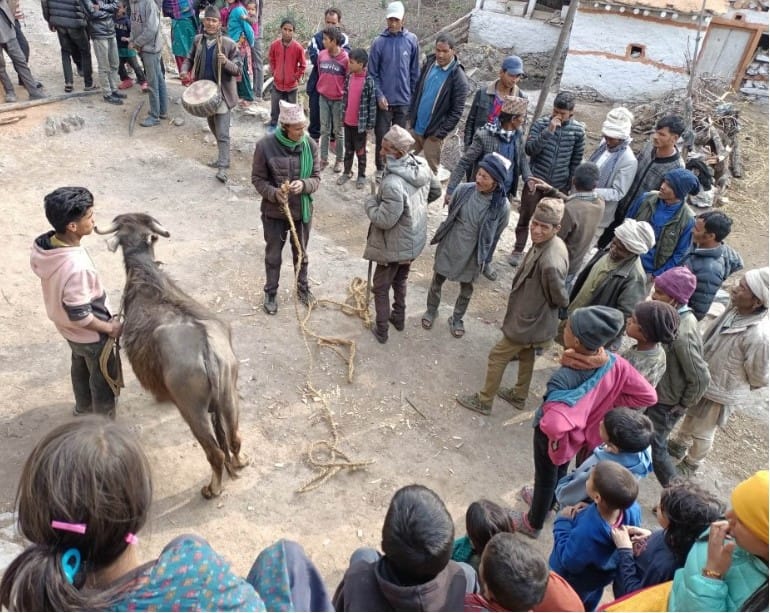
[364,124,441,343]
[129,0,167,126]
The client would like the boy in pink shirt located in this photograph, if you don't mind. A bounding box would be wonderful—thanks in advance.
[316,25,348,172]
[30,187,122,417]
[337,47,376,189]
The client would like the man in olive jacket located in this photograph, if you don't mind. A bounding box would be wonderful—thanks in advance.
[364,124,441,344]
[458,197,569,415]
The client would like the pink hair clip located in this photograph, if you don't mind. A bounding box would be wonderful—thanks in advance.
[51,521,87,534]
[125,533,139,545]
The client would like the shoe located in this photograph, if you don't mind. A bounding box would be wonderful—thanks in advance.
[140,116,160,127]
[510,510,541,539]
[84,84,98,91]
[371,326,388,344]
[263,292,277,315]
[104,94,123,105]
[28,87,47,100]
[336,172,352,185]
[497,387,526,411]
[77,67,84,77]
[320,159,329,171]
[118,78,134,90]
[375,169,384,183]
[667,439,688,461]
[111,90,127,99]
[333,160,343,173]
[677,458,698,478]
[64,83,73,93]
[356,176,366,189]
[159,113,168,120]
[216,168,228,183]
[388,313,404,331]
[508,251,524,267]
[140,82,149,92]
[207,159,230,169]
[456,393,492,416]
[482,263,498,281]
[297,288,316,307]
[72,405,92,417]
[518,484,534,506]
[4,91,16,103]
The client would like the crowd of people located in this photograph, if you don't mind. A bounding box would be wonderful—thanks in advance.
[7,0,770,610]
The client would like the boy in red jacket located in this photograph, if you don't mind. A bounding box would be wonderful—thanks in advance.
[266,18,306,130]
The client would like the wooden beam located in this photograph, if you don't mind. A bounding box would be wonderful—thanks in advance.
[0,90,100,113]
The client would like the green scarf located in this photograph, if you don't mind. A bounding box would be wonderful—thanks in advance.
[274,127,314,223]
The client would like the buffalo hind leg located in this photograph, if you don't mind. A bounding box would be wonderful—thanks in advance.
[221,399,250,471]
[185,409,226,498]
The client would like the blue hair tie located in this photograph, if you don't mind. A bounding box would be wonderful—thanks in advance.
[60,548,81,585]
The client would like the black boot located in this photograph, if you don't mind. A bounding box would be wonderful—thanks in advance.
[263,291,277,315]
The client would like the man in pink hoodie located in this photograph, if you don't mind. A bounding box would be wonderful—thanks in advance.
[30,187,123,417]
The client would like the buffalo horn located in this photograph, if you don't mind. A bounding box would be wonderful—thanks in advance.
[148,218,170,237]
[94,221,118,235]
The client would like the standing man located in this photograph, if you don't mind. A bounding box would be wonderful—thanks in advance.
[1,0,44,98]
[368,0,419,182]
[408,32,468,174]
[670,268,768,476]
[181,5,241,184]
[252,101,321,315]
[306,7,349,142]
[30,187,122,418]
[457,198,569,415]
[509,91,584,267]
[364,125,441,344]
[597,115,685,248]
[464,55,526,149]
[129,0,168,127]
[40,0,91,93]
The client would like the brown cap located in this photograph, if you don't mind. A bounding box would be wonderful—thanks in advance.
[533,197,564,225]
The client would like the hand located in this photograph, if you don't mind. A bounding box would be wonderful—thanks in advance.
[705,520,735,578]
[378,96,388,111]
[180,71,189,81]
[548,115,562,133]
[611,525,633,549]
[560,503,586,519]
[531,177,552,192]
[128,41,136,50]
[121,36,130,42]
[275,189,289,206]
[443,193,450,207]
[288,180,304,194]
[218,52,228,64]
[525,178,540,192]
[626,526,652,541]
[49,24,56,32]
[108,319,123,339]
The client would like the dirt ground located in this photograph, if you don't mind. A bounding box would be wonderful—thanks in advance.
[0,0,768,596]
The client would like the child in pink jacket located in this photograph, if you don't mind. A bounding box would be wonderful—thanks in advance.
[511,305,657,539]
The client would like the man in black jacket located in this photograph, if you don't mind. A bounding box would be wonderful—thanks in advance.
[408,32,468,174]
[41,0,95,91]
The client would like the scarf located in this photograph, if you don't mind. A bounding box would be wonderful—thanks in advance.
[274,128,314,223]
[589,139,630,195]
[560,347,609,370]
[484,121,515,143]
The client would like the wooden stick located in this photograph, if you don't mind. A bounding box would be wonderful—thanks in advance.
[405,396,427,419]
[0,90,100,113]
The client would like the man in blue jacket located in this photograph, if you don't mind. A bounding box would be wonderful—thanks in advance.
[368,0,419,182]
[408,32,468,175]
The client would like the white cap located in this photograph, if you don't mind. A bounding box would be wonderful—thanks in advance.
[385,1,405,19]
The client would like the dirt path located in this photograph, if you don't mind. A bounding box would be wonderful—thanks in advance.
[0,3,767,593]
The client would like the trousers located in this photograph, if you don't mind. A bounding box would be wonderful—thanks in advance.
[262,213,310,294]
[478,334,539,405]
[319,95,344,161]
[514,183,544,253]
[207,110,231,168]
[269,87,297,125]
[426,272,474,322]
[671,398,724,466]
[374,105,408,171]
[67,337,117,416]
[118,53,147,83]
[645,402,686,486]
[141,50,168,118]
[528,425,569,529]
[372,262,411,337]
[55,26,93,87]
[343,124,367,177]
[92,36,120,96]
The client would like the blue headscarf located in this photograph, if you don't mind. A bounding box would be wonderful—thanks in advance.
[476,153,511,266]
[663,168,700,202]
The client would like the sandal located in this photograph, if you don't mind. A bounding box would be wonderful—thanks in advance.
[448,316,465,338]
[421,310,436,330]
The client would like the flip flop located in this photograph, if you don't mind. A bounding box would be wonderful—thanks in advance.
[421,310,436,330]
[448,317,465,338]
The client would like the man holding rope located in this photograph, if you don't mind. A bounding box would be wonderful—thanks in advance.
[30,187,122,418]
[252,100,321,315]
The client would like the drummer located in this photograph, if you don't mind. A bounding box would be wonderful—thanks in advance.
[181,5,242,183]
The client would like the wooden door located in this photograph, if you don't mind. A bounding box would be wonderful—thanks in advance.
[697,25,753,81]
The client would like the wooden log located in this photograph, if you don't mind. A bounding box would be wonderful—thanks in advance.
[0,90,100,113]
[419,13,471,46]
[730,140,743,178]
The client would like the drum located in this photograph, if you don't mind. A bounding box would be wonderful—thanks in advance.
[181,80,222,117]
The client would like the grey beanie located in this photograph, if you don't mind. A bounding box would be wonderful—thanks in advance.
[569,306,625,351]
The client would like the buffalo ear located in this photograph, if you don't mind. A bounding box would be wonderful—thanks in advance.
[105,235,121,252]
[147,233,159,245]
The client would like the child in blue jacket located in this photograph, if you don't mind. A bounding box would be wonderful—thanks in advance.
[549,460,642,610]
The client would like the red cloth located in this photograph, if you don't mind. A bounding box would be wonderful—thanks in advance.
[268,38,306,91]
[344,69,365,127]
[462,572,584,612]
[316,48,348,101]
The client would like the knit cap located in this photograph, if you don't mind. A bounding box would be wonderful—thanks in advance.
[602,107,634,140]
[654,266,697,305]
[203,4,218,18]
[614,219,655,255]
[478,152,511,188]
[634,301,679,344]
[383,124,415,153]
[533,197,564,225]
[663,168,701,202]
[569,306,625,351]
[744,267,769,308]
[731,470,769,545]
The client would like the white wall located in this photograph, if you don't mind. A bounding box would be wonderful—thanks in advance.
[724,9,769,26]
[468,8,560,53]
[562,11,697,99]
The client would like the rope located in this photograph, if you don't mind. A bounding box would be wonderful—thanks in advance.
[277,194,374,493]
[99,331,124,397]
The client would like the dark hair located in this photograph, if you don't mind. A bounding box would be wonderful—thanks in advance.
[481,533,548,610]
[656,114,686,136]
[465,499,513,553]
[592,461,638,511]
[280,17,294,29]
[573,162,599,191]
[742,581,770,612]
[698,210,733,242]
[381,485,454,582]
[0,417,152,611]
[660,480,724,564]
[685,158,714,190]
[322,25,343,45]
[603,408,653,453]
[324,6,342,21]
[349,47,368,66]
[498,112,515,127]
[553,91,576,111]
[435,32,456,49]
[44,186,94,233]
